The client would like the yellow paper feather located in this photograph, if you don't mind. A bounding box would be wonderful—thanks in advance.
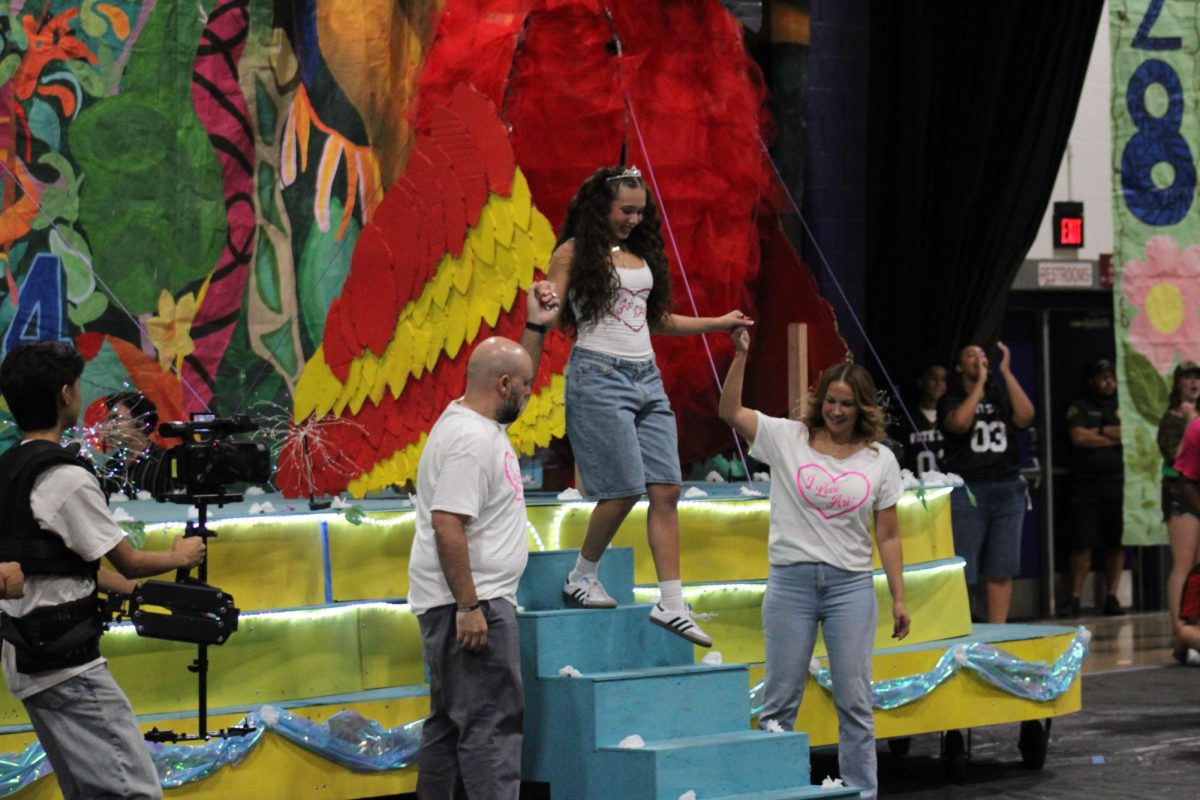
[444,292,468,359]
[473,207,497,266]
[410,286,434,327]
[491,198,515,249]
[510,170,532,231]
[410,326,431,379]
[451,248,473,294]
[348,355,379,414]
[430,254,454,309]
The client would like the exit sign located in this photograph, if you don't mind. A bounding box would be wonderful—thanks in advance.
[1053,201,1084,248]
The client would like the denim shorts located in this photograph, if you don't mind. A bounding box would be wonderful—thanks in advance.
[950,477,1026,583]
[565,347,682,500]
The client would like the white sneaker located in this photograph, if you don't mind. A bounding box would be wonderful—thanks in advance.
[649,602,713,647]
[1171,646,1200,666]
[563,574,618,608]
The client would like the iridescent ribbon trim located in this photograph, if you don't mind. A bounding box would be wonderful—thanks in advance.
[0,630,1088,794]
[0,706,423,796]
[751,627,1090,714]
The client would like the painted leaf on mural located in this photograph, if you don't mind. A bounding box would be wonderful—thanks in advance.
[1121,341,1171,427]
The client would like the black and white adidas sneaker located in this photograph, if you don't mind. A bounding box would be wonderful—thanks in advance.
[649,602,713,647]
[562,575,618,608]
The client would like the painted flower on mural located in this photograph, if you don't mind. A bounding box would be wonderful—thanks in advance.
[281,85,381,240]
[146,290,198,369]
[11,9,98,105]
[1121,234,1200,373]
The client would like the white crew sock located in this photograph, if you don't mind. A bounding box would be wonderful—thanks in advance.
[569,554,600,583]
[659,579,685,612]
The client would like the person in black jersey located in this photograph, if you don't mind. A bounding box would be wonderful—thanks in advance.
[894,361,947,476]
[938,342,1035,623]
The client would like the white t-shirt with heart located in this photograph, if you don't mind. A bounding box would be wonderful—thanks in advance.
[408,401,530,614]
[750,412,903,573]
[574,264,654,360]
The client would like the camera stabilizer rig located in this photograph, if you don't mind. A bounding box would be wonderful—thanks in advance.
[105,571,246,741]
[107,414,271,742]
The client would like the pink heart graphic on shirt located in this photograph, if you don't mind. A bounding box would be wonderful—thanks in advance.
[608,287,651,332]
[796,464,870,520]
[504,452,525,502]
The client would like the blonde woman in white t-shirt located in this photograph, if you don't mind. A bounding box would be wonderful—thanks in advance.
[548,166,751,647]
[719,327,909,800]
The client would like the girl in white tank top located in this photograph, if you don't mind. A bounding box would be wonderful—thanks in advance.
[545,165,753,647]
[573,259,655,360]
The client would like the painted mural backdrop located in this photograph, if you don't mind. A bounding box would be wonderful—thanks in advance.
[0,0,845,498]
[1112,0,1200,545]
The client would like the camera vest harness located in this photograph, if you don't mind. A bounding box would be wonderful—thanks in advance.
[0,440,104,674]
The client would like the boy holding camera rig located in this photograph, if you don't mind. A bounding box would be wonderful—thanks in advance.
[0,341,204,800]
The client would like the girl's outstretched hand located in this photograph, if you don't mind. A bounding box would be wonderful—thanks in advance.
[717,310,754,330]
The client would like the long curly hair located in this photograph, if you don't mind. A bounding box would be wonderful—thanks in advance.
[556,166,673,333]
[802,362,886,445]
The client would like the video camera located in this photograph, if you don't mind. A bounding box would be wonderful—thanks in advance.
[156,414,271,503]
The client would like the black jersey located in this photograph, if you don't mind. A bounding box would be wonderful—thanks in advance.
[895,409,945,475]
[937,382,1020,481]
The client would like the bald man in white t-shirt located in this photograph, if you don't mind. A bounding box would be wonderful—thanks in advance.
[409,283,558,800]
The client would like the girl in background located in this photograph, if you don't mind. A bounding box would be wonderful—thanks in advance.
[1157,361,1200,662]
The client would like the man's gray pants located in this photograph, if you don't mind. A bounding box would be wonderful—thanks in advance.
[23,664,162,800]
[416,599,523,800]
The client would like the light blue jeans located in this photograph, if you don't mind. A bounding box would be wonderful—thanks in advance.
[759,562,878,800]
[23,665,162,800]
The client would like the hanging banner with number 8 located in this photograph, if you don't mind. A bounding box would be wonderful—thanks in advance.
[1112,0,1200,545]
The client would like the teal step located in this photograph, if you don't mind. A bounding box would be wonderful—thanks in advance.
[518,605,693,678]
[528,664,751,751]
[519,613,718,793]
[514,546,851,799]
[518,548,636,611]
[702,788,861,799]
[592,730,832,800]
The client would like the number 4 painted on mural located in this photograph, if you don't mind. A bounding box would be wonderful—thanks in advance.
[4,253,70,354]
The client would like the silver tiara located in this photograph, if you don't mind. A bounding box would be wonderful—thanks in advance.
[607,166,642,182]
